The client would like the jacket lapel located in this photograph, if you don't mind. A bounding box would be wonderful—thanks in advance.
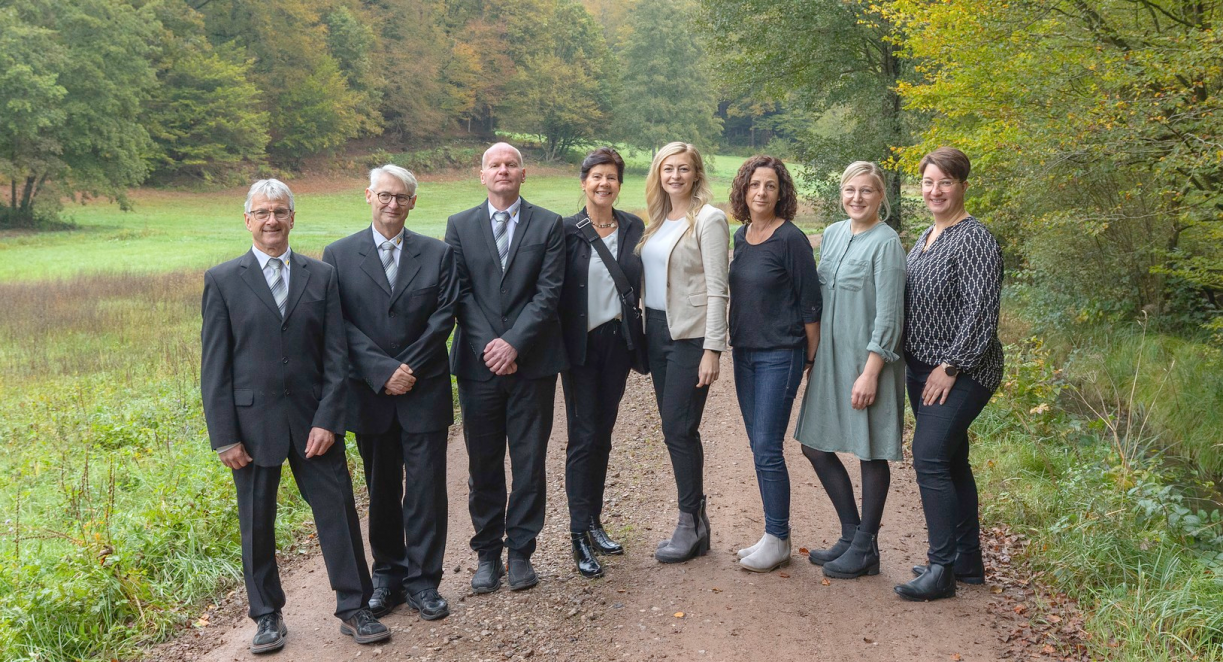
[389,231,422,307]
[240,250,283,318]
[282,251,310,320]
[359,229,394,297]
[501,199,533,279]
[476,202,501,273]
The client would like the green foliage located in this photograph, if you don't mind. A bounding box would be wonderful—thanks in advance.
[613,0,722,152]
[0,0,158,228]
[975,338,1223,659]
[887,0,1222,333]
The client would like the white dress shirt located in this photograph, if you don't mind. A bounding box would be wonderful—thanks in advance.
[487,197,522,248]
[372,225,404,269]
[252,245,292,291]
[587,229,621,331]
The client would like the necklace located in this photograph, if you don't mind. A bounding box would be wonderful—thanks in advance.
[592,220,617,229]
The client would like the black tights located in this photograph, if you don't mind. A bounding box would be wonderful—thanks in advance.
[802,447,891,537]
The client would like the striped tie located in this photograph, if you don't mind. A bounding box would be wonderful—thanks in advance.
[268,257,287,317]
[380,238,398,292]
[493,211,510,270]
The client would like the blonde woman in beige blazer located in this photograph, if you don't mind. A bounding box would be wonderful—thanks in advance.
[637,141,730,564]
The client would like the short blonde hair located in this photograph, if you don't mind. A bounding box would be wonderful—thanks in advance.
[840,161,890,222]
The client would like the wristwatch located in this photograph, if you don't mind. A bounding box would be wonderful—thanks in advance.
[941,363,959,377]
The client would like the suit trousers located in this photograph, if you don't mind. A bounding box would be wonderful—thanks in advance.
[458,374,556,561]
[561,321,632,533]
[356,424,448,595]
[233,442,372,621]
[906,355,994,566]
[645,308,710,515]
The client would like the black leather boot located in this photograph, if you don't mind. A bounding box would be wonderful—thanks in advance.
[822,528,880,579]
[894,563,956,601]
[807,535,852,566]
[911,549,985,584]
[587,517,624,555]
[571,532,604,578]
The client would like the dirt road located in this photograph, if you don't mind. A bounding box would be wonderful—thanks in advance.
[157,365,1008,662]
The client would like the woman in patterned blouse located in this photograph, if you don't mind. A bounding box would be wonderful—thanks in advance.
[894,147,1004,602]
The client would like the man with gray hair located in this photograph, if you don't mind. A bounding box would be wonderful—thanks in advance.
[323,165,459,621]
[201,179,389,653]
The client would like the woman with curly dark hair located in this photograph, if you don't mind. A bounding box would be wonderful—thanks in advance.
[726,155,821,572]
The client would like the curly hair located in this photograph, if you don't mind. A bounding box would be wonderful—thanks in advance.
[728,155,798,223]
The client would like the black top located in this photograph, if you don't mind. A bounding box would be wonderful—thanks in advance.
[558,208,646,367]
[728,221,822,350]
[904,216,1005,391]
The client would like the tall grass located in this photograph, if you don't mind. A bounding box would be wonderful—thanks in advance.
[0,272,332,661]
[974,338,1223,660]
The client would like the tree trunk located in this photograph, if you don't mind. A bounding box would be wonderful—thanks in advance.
[882,40,904,234]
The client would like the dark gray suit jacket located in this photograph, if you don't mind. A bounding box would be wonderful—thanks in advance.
[322,227,458,435]
[200,250,347,467]
[445,198,568,381]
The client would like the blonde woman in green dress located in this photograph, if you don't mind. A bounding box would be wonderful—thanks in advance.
[794,161,906,579]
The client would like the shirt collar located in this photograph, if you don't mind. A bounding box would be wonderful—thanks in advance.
[487,197,522,221]
[252,245,292,270]
[372,225,405,249]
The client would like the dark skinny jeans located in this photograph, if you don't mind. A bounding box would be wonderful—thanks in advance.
[646,308,711,515]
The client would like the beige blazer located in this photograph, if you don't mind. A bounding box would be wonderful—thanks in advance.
[641,203,730,351]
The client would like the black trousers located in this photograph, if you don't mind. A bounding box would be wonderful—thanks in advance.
[233,442,372,621]
[458,374,556,561]
[906,355,994,566]
[356,424,448,595]
[645,308,710,515]
[561,320,632,533]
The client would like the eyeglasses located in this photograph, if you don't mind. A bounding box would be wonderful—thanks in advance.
[249,208,292,220]
[920,179,960,191]
[841,186,878,197]
[375,192,414,205]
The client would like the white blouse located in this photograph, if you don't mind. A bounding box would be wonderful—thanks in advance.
[642,219,687,311]
[587,229,621,331]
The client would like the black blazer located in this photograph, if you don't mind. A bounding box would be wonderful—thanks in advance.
[559,208,645,367]
[445,198,568,381]
[200,250,347,467]
[322,227,458,435]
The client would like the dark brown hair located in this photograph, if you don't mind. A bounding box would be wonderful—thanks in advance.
[918,146,972,182]
[580,147,626,182]
[729,155,798,223]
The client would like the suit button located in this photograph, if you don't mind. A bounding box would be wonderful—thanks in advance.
[389,311,396,317]
[501,288,507,293]
[284,389,290,396]
[579,313,585,317]
[391,343,399,349]
[282,357,289,364]
[281,325,288,332]
[579,284,585,288]
[502,316,508,322]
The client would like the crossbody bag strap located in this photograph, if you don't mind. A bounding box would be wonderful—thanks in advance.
[576,216,634,301]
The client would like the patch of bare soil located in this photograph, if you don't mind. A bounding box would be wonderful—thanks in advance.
[151,361,1041,662]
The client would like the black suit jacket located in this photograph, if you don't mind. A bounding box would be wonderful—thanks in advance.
[445,198,568,381]
[200,250,347,467]
[559,208,645,367]
[322,227,458,434]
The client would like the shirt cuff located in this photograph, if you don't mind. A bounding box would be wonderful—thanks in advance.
[867,341,901,363]
[215,443,239,454]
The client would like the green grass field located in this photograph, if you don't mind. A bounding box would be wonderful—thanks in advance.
[0,164,741,283]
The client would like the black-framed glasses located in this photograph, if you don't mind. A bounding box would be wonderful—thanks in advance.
[249,208,292,220]
[375,192,414,205]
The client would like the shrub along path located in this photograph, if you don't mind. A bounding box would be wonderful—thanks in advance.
[153,362,1058,662]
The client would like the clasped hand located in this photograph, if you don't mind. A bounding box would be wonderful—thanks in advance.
[483,338,518,376]
[384,364,415,395]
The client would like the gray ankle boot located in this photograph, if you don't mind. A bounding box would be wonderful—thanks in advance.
[807,525,855,566]
[822,527,880,579]
[655,498,710,563]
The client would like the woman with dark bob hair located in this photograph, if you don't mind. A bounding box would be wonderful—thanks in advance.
[894,147,1003,601]
[558,147,646,578]
[727,155,821,572]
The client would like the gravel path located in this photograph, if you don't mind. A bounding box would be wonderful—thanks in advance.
[154,364,1007,661]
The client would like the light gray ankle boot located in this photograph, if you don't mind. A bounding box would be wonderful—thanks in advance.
[655,499,710,564]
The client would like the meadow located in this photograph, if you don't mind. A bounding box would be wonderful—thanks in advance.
[0,160,745,661]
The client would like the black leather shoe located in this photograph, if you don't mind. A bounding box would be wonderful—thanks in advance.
[587,518,624,555]
[507,556,539,591]
[895,563,956,601]
[406,588,450,620]
[572,532,605,578]
[339,609,391,644]
[250,613,287,654]
[368,586,407,618]
[471,557,504,594]
[911,550,986,584]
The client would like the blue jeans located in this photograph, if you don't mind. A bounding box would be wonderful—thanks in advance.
[733,347,805,538]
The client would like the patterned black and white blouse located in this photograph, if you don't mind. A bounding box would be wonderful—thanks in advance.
[904,216,1004,391]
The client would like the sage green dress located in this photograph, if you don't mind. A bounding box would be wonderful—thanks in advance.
[794,220,906,461]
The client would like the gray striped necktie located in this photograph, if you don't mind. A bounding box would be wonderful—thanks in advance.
[493,211,510,270]
[268,257,287,317]
[380,238,399,291]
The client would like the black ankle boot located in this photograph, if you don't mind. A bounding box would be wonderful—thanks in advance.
[807,535,852,566]
[822,528,879,579]
[895,563,956,601]
[571,532,604,578]
[910,549,985,584]
[587,517,624,555]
